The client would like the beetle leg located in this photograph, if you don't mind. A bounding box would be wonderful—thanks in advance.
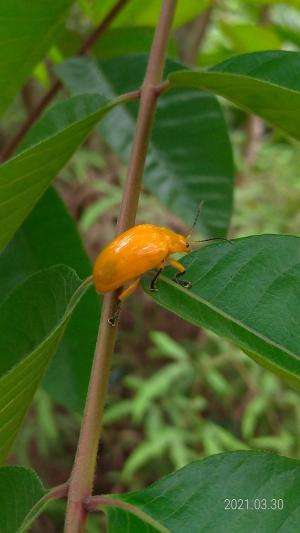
[149,260,165,291]
[150,268,163,291]
[168,258,192,289]
[175,271,192,289]
[108,278,140,326]
[108,300,121,327]
[119,278,141,301]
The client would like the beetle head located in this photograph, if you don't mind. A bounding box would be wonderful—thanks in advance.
[166,230,190,254]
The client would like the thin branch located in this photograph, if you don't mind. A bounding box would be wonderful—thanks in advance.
[114,88,142,105]
[21,81,37,113]
[0,81,60,162]
[46,481,69,501]
[64,1,177,532]
[0,0,129,163]
[155,79,171,96]
[78,0,129,55]
[117,0,176,231]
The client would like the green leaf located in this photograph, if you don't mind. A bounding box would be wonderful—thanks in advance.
[0,93,123,252]
[57,28,82,58]
[0,188,90,299]
[56,55,234,236]
[0,265,91,462]
[273,24,300,48]
[0,0,74,116]
[242,396,267,439]
[221,23,281,53]
[105,451,300,532]
[149,331,188,361]
[143,235,300,388]
[79,0,209,28]
[92,27,176,59]
[244,0,300,6]
[0,466,46,533]
[0,188,99,413]
[169,51,300,141]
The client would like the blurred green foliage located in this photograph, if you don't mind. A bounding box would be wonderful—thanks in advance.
[234,137,300,235]
[3,0,300,530]
[16,115,300,502]
[16,38,300,504]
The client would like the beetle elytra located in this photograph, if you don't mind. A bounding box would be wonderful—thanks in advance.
[93,224,192,325]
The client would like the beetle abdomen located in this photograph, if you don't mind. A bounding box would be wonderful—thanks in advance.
[93,225,169,293]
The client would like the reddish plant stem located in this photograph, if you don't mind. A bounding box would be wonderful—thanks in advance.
[0,81,60,162]
[117,0,176,231]
[78,0,129,55]
[0,0,129,163]
[46,481,69,501]
[64,1,177,532]
[64,296,118,533]
[21,81,38,113]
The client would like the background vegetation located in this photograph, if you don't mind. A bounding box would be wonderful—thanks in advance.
[1,0,300,531]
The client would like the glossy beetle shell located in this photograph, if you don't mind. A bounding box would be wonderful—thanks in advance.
[93,224,188,293]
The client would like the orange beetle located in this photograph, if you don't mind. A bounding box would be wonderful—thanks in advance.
[93,223,192,325]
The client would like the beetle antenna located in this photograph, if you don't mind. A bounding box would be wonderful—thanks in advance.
[190,237,232,244]
[187,201,204,238]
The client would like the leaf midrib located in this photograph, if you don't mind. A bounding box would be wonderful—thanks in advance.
[169,70,300,139]
[170,68,300,99]
[158,275,299,362]
[0,272,89,383]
